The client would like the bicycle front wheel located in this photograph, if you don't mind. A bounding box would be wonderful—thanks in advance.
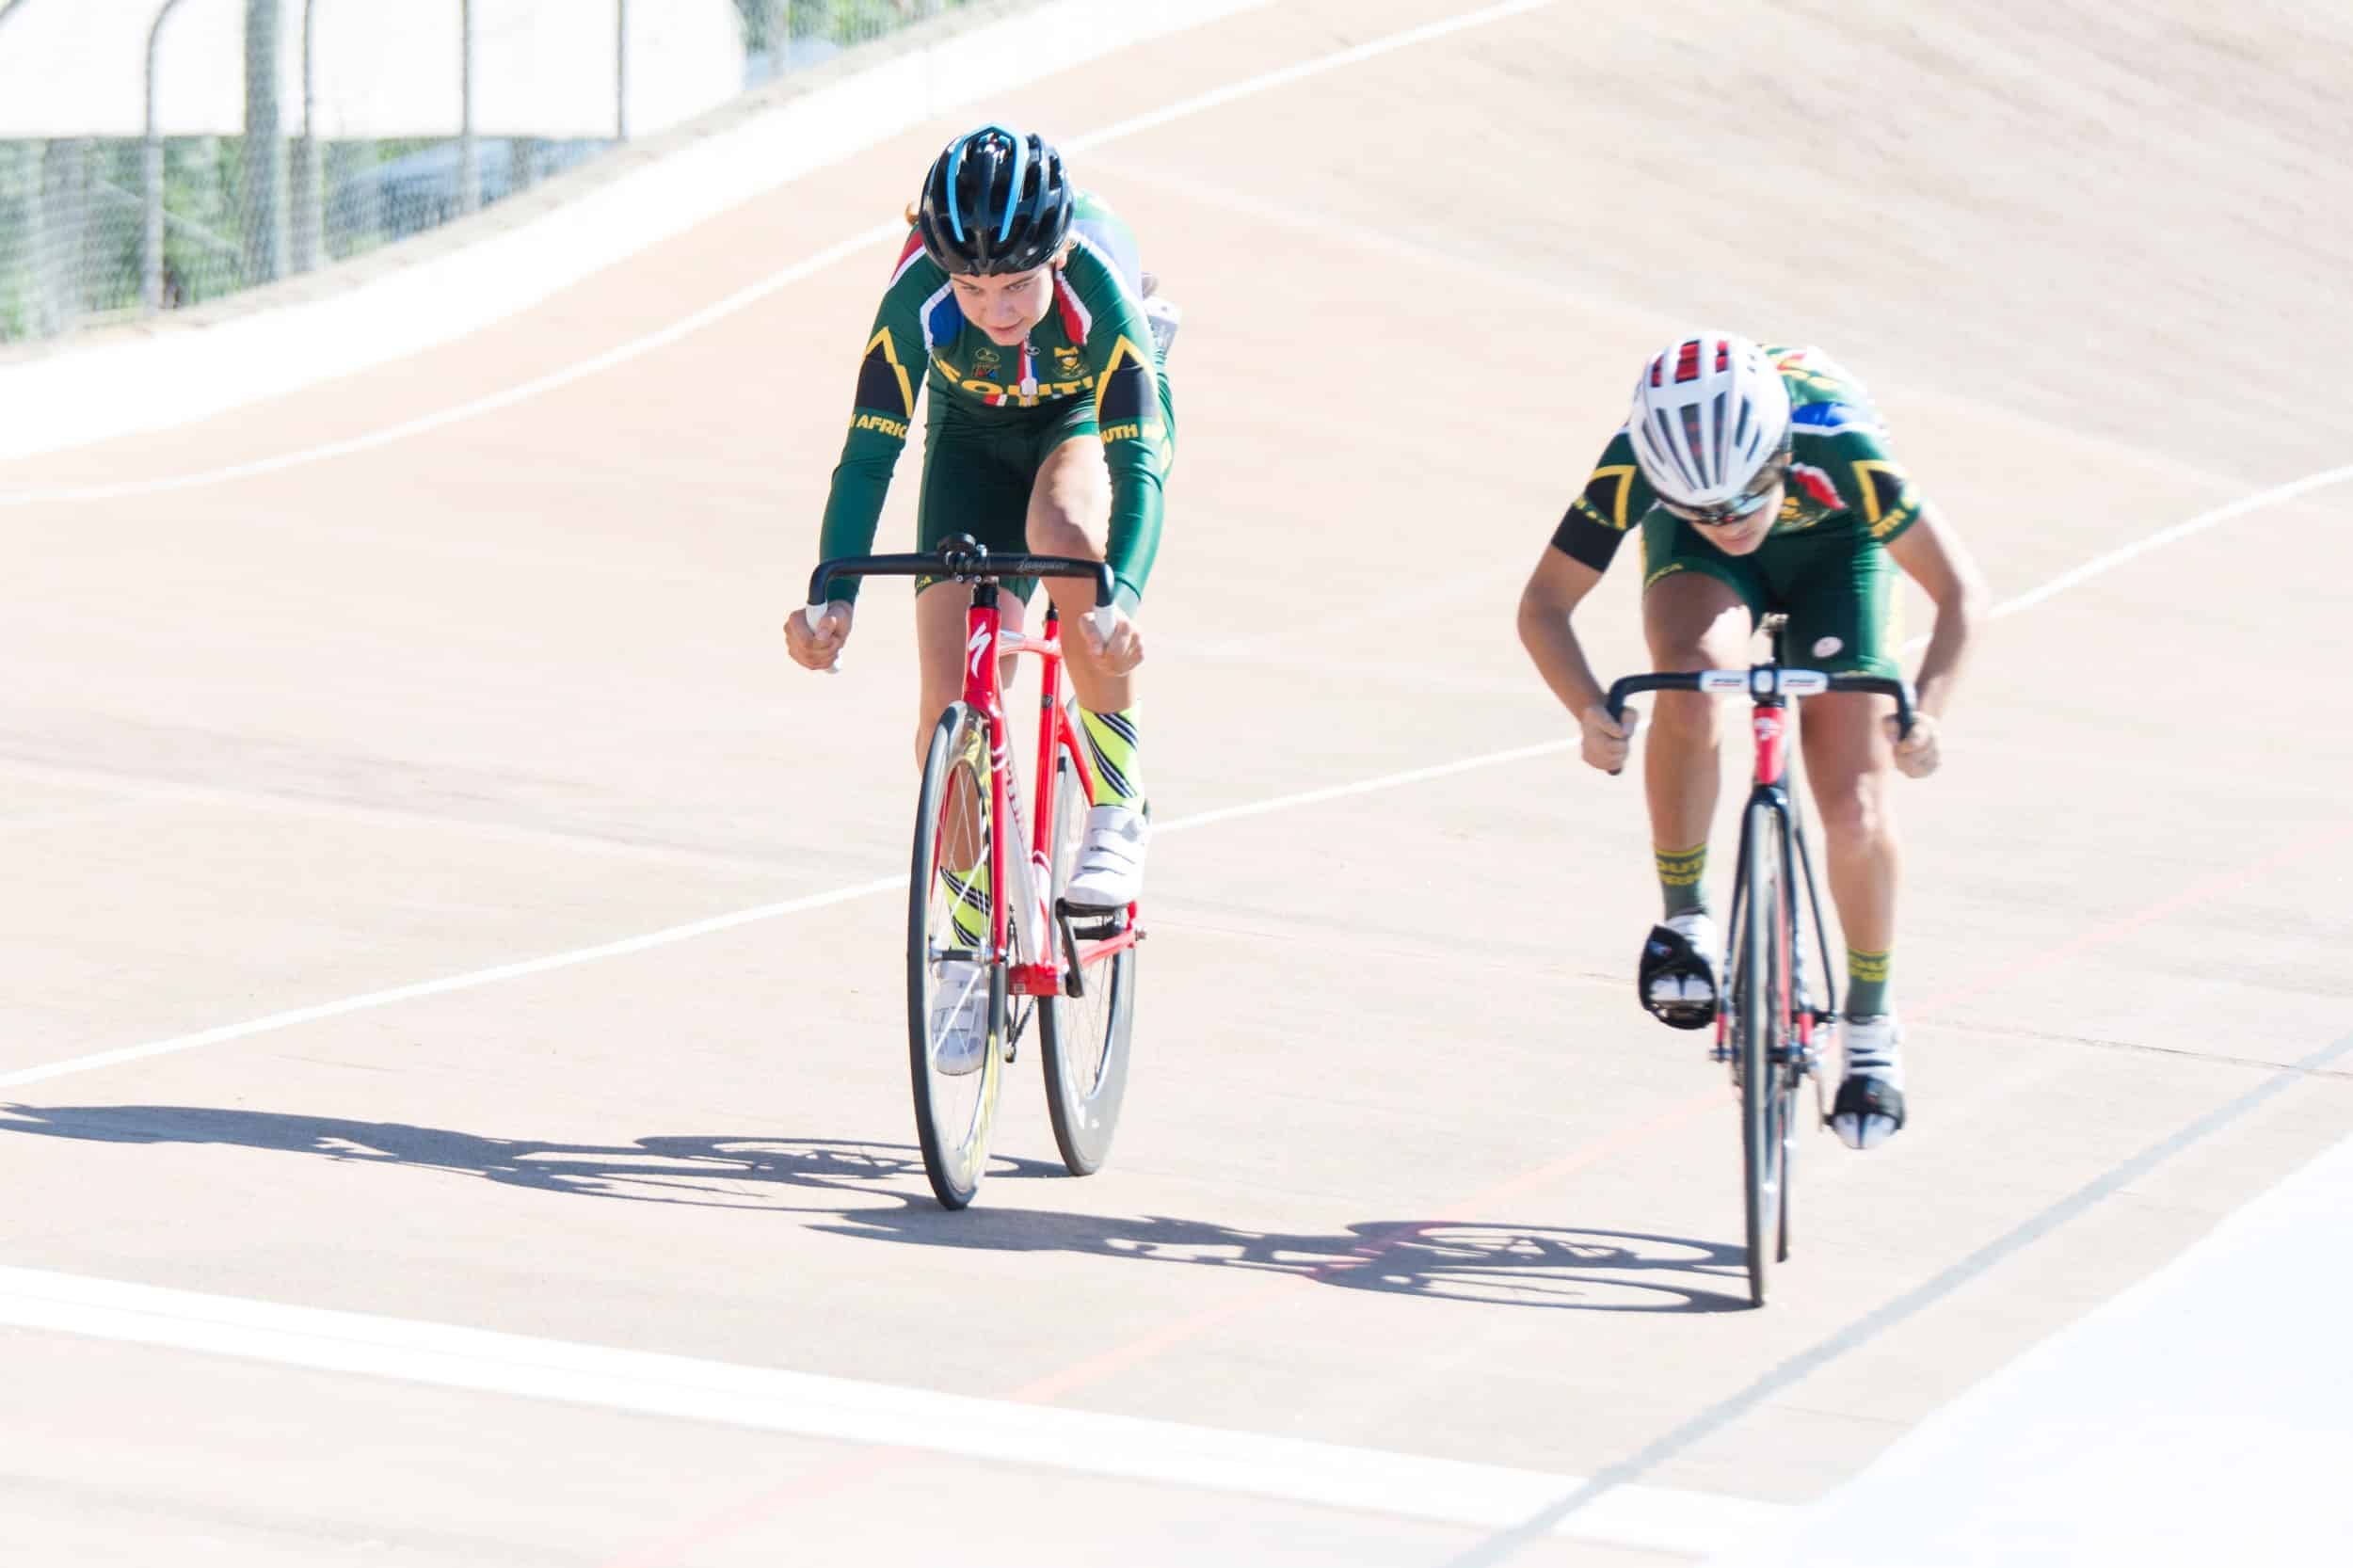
[907,702,1006,1210]
[1038,740,1137,1176]
[1736,798,1793,1306]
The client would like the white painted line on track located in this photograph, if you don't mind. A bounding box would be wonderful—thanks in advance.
[0,1261,1785,1557]
[1989,461,2353,621]
[1705,1127,2353,1567]
[0,228,898,507]
[0,0,1558,507]
[0,876,904,1092]
[1157,741,1576,835]
[1064,0,1561,152]
[0,0,1273,466]
[6,461,2348,1092]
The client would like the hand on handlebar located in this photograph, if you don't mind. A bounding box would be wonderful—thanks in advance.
[1078,604,1144,676]
[1886,710,1941,778]
[1582,701,1637,775]
[787,600,852,672]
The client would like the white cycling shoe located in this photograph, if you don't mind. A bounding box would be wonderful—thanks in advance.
[928,959,990,1077]
[1063,804,1149,911]
[1831,1013,1906,1149]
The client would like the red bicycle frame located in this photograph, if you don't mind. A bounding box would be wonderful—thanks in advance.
[1721,685,1808,1059]
[961,591,1143,1000]
[807,539,1145,1000]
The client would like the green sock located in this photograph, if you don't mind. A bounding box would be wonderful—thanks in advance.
[1656,842,1707,919]
[1079,706,1144,809]
[1846,945,1892,1017]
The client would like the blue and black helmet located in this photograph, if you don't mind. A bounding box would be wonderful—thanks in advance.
[916,125,1074,276]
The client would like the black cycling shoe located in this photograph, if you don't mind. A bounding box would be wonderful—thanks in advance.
[1830,1014,1906,1149]
[1831,1074,1906,1149]
[1638,919,1719,1031]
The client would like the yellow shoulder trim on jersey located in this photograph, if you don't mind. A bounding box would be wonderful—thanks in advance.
[1092,334,1157,428]
[866,327,914,416]
[1850,459,1908,524]
[1592,464,1638,531]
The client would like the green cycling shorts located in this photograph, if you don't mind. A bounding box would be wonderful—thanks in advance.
[1640,513,1901,678]
[913,380,1176,613]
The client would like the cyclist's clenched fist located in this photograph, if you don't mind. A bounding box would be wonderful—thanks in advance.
[1079,605,1144,677]
[787,600,852,671]
[1579,702,1636,773]
[1886,710,1941,777]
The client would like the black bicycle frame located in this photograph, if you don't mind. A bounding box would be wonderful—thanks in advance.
[1606,661,1918,1062]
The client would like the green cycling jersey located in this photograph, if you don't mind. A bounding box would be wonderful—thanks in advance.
[1551,344,1929,570]
[816,190,1172,607]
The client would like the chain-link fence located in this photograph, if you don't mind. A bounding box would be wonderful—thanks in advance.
[0,0,981,344]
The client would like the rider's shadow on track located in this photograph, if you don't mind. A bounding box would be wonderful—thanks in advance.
[0,1104,1747,1314]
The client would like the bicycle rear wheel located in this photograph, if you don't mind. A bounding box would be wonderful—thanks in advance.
[1038,739,1137,1176]
[907,702,1005,1209]
[1735,799,1793,1306]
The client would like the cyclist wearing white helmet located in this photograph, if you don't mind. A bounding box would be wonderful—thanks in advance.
[1517,334,1986,1148]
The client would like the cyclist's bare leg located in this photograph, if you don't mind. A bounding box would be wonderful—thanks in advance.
[1802,688,1908,1144]
[1799,691,1900,984]
[1640,572,1753,905]
[913,581,1027,764]
[1024,435,1129,713]
[1027,434,1149,905]
[915,581,1026,871]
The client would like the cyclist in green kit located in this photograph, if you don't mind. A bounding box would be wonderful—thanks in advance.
[785,125,1176,1072]
[1518,334,1987,1149]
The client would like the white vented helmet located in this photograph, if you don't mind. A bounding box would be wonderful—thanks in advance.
[1626,333,1792,510]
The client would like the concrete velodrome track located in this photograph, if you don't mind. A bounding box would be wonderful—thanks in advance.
[3,1,2350,1562]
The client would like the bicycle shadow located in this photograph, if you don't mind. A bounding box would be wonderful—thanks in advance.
[0,1103,1747,1312]
[815,1208,1749,1313]
[0,1101,1047,1215]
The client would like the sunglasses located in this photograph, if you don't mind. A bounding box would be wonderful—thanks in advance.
[1658,446,1793,527]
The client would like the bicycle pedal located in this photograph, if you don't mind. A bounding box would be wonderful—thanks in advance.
[1054,898,1128,942]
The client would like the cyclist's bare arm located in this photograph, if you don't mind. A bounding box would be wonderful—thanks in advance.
[1882,502,1989,776]
[1517,545,1635,772]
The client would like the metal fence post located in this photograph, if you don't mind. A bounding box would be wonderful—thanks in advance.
[457,0,479,216]
[245,0,288,284]
[616,0,630,142]
[292,0,324,272]
[38,141,83,334]
[144,0,195,312]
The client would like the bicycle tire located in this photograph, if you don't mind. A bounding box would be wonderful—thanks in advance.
[907,703,1006,1210]
[1773,816,1801,1267]
[1737,798,1791,1306]
[1038,740,1137,1176]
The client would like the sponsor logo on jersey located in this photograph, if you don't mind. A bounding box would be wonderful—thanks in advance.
[951,376,1093,402]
